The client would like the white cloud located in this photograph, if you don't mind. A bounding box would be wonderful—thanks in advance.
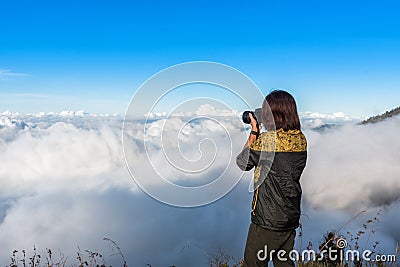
[144,109,358,130]
[300,111,357,121]
[300,111,360,129]
[0,69,29,80]
[0,119,129,196]
[302,115,400,211]
[195,103,239,117]
[0,108,399,266]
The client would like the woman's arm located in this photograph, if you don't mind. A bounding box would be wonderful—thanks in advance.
[243,113,259,148]
[237,113,261,171]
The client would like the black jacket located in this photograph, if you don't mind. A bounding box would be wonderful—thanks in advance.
[237,129,307,231]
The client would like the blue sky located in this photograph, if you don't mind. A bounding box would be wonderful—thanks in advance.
[1,0,400,117]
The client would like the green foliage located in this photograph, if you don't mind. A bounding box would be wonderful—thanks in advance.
[361,106,400,124]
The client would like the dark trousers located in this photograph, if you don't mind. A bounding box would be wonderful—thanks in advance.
[243,223,296,267]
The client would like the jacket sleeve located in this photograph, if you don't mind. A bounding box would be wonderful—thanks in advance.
[236,146,260,171]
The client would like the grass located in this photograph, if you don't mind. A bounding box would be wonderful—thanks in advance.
[6,238,125,267]
[3,210,398,267]
[297,209,398,267]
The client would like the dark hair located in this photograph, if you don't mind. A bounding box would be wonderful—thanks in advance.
[262,90,301,131]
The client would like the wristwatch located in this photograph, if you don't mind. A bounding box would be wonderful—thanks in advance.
[250,130,259,136]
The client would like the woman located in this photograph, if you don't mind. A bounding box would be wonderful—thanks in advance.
[237,90,307,267]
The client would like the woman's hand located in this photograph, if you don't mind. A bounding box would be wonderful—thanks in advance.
[249,113,258,131]
[243,113,259,148]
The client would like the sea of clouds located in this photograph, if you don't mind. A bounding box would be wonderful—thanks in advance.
[0,106,399,266]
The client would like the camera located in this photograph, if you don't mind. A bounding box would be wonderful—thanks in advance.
[242,108,262,125]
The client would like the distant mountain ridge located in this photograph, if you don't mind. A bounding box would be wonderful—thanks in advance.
[361,106,400,124]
